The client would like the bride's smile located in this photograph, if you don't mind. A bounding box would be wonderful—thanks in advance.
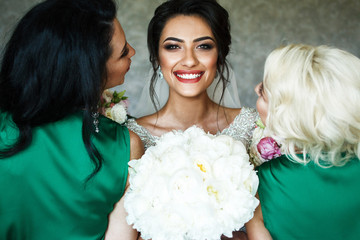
[173,70,204,83]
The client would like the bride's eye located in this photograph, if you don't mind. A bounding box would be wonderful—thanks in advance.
[164,44,180,50]
[197,43,214,50]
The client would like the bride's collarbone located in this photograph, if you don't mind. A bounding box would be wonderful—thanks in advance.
[136,107,241,136]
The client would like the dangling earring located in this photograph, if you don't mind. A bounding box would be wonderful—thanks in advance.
[92,112,100,133]
[157,66,163,79]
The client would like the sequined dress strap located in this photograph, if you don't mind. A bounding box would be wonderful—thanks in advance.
[220,107,258,149]
[126,118,159,150]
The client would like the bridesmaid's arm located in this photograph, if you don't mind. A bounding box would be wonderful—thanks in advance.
[105,130,145,240]
[245,193,272,240]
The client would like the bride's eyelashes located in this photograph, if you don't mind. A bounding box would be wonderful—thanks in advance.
[163,44,180,50]
[162,42,215,51]
[197,43,214,50]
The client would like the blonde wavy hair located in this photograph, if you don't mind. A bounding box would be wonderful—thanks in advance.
[263,44,360,167]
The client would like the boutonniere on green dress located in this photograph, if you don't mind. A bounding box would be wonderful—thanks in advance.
[250,119,282,166]
[100,89,129,124]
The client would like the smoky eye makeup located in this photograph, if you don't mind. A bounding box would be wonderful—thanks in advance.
[259,83,264,94]
[163,44,180,50]
[119,42,129,58]
[258,82,267,98]
[197,43,215,50]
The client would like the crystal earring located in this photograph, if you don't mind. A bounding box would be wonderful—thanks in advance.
[92,112,100,133]
[157,66,163,79]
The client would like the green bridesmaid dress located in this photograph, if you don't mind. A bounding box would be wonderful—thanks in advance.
[257,155,360,240]
[0,111,130,240]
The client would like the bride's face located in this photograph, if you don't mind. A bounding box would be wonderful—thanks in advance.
[158,15,218,98]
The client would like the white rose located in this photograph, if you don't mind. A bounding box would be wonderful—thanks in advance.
[110,103,127,124]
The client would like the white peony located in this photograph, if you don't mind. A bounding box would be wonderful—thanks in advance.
[125,126,259,240]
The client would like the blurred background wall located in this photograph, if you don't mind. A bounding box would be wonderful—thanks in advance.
[1,0,359,115]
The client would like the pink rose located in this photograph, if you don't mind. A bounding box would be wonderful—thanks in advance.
[257,137,281,161]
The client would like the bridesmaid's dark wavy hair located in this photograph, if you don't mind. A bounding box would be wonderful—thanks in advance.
[147,0,231,111]
[0,0,116,179]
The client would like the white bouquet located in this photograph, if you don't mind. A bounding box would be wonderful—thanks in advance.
[124,126,259,240]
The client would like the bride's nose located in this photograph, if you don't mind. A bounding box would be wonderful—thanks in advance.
[181,49,199,67]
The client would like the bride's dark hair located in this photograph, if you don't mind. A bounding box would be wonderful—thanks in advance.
[147,0,231,111]
[0,0,116,179]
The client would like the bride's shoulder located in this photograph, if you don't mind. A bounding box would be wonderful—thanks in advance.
[224,107,242,121]
[136,114,158,129]
[223,106,258,123]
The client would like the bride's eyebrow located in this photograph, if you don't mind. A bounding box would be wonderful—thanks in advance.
[193,36,215,43]
[162,36,215,43]
[163,37,183,43]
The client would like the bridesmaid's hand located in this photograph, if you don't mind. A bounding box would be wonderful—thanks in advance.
[221,231,248,240]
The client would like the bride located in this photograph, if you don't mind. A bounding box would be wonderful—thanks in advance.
[127,1,258,239]
[127,0,258,154]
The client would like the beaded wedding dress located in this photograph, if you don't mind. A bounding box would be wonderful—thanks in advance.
[126,107,258,151]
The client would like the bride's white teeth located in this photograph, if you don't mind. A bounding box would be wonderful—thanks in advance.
[176,73,201,79]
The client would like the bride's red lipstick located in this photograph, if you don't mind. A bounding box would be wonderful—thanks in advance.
[173,70,204,83]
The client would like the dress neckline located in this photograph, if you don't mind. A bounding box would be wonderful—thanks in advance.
[129,107,251,138]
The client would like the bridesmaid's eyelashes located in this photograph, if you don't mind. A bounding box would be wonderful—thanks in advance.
[120,47,129,58]
[259,83,264,96]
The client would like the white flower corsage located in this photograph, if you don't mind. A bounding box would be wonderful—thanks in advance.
[249,119,282,167]
[100,89,128,124]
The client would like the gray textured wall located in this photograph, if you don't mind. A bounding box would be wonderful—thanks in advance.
[1,0,359,115]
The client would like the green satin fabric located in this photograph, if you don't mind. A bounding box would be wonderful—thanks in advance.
[258,155,360,240]
[0,111,130,240]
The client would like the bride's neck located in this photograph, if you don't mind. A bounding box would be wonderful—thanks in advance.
[162,93,215,121]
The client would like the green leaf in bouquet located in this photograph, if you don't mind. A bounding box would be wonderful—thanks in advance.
[111,90,127,103]
[117,90,126,98]
[256,118,265,129]
[112,97,120,103]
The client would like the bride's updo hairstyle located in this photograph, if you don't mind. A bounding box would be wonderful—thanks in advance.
[263,44,360,167]
[147,0,231,110]
[0,0,117,179]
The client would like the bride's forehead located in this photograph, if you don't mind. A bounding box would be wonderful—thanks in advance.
[160,15,213,38]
